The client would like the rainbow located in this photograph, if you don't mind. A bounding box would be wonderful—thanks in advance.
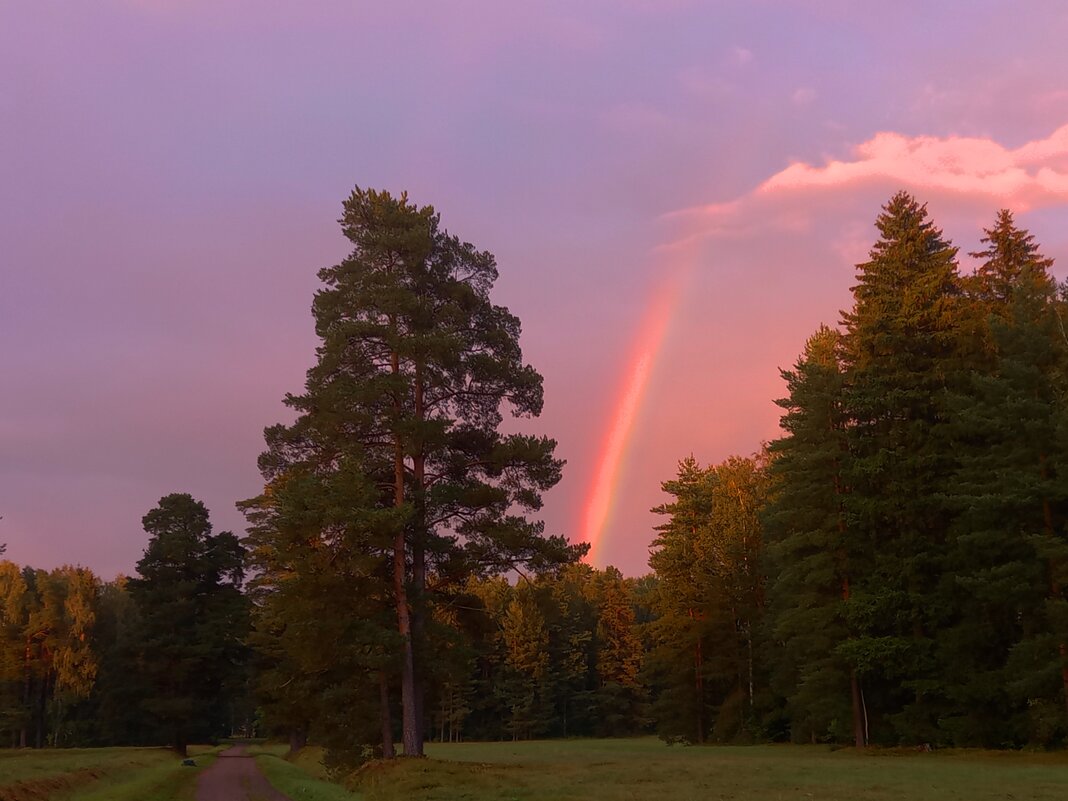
[580,252,693,566]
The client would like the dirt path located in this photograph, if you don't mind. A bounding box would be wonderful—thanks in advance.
[195,745,291,801]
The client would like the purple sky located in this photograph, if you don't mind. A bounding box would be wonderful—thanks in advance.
[4,1,1068,579]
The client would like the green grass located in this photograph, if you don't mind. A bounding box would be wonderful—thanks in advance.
[253,749,358,801]
[14,739,1068,801]
[0,746,218,801]
[278,739,1068,801]
[417,739,1068,801]
[61,746,218,801]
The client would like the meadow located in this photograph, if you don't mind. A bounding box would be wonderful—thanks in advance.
[5,739,1068,800]
[263,739,1068,801]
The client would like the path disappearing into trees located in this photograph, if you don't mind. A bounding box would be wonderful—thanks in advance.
[196,745,291,801]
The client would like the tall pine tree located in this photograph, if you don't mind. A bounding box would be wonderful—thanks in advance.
[248,188,580,757]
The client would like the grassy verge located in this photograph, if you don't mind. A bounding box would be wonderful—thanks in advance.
[61,746,219,801]
[0,746,218,801]
[253,750,357,801]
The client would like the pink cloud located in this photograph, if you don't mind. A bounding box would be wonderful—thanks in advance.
[663,124,1068,250]
[762,125,1068,209]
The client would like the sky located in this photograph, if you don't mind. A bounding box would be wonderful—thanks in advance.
[3,1,1068,579]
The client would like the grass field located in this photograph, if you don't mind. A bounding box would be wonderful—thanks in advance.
[281,739,1068,801]
[0,745,216,801]
[6,739,1068,800]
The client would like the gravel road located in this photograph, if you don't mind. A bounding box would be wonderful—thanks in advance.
[195,745,291,801]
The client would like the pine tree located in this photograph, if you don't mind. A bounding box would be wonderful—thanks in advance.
[251,187,579,757]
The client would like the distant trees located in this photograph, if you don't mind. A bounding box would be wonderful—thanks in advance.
[419,565,649,743]
[645,454,768,744]
[0,563,100,748]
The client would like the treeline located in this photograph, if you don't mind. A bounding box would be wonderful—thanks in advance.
[762,194,1068,748]
[247,191,1068,759]
[0,562,100,747]
[4,188,1066,759]
[250,563,649,756]
[0,495,248,754]
[648,193,1068,749]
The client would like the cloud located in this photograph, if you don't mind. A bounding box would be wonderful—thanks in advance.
[662,124,1068,250]
[765,126,1068,207]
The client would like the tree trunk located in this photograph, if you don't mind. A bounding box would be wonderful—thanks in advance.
[850,670,865,749]
[379,671,395,759]
[288,728,307,755]
[694,623,704,744]
[35,678,45,749]
[861,683,870,745]
[174,730,188,758]
[393,485,420,756]
[21,638,31,748]
[391,348,422,757]
[746,621,754,710]
[842,575,865,748]
[411,361,427,749]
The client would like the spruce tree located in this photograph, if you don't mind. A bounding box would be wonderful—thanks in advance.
[591,566,646,736]
[946,211,1068,744]
[647,455,767,743]
[839,192,963,744]
[128,493,248,755]
[765,325,866,746]
[647,457,716,743]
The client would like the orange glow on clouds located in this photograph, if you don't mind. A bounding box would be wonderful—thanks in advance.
[581,254,692,566]
[668,124,1068,242]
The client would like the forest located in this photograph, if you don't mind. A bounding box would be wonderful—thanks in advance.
[2,188,1068,766]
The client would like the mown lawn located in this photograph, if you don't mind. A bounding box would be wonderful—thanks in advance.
[0,745,217,801]
[283,739,1068,801]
